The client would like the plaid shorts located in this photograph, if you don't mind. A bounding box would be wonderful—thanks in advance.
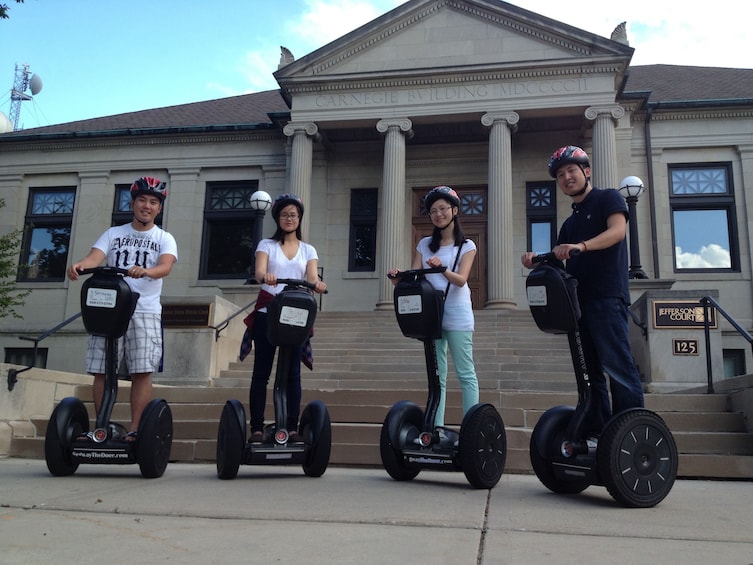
[86,312,162,375]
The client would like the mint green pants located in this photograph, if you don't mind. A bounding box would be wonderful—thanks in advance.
[434,330,479,426]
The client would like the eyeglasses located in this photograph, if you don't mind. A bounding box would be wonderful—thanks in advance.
[429,206,453,216]
[279,214,299,221]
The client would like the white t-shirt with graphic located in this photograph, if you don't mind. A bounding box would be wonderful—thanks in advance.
[92,223,178,314]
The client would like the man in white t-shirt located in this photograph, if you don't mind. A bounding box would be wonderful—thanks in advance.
[67,177,178,440]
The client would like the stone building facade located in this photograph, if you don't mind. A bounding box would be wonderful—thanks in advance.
[1,0,752,387]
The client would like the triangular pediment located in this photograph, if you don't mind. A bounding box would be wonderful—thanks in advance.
[275,0,633,90]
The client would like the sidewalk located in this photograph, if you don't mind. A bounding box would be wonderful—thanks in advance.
[1,457,751,564]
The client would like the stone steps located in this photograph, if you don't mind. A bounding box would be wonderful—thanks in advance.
[9,311,753,480]
[13,386,753,480]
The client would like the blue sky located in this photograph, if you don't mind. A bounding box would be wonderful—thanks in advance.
[1,0,750,129]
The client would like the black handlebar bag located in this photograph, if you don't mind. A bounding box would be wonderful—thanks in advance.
[393,276,444,341]
[265,286,318,347]
[525,263,581,335]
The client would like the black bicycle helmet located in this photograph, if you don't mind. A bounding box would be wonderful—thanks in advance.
[547,146,590,178]
[271,193,304,222]
[130,176,167,202]
[424,185,461,212]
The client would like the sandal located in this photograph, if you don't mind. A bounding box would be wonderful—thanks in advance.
[124,431,138,442]
[250,431,264,443]
[75,431,93,442]
[288,431,303,443]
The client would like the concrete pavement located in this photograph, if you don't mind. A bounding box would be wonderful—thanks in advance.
[1,457,751,564]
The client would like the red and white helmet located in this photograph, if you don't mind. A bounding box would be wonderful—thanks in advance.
[424,185,461,212]
[130,176,167,202]
[547,146,590,178]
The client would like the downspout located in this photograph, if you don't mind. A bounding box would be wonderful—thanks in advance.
[644,105,660,278]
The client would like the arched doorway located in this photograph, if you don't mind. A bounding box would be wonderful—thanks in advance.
[411,186,487,309]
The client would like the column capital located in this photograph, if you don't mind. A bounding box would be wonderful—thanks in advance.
[283,121,319,138]
[376,118,413,136]
[481,112,519,129]
[585,105,625,123]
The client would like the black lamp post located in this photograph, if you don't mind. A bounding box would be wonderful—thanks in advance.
[246,190,272,284]
[618,176,648,279]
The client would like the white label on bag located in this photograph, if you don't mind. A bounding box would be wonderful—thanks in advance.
[85,288,117,308]
[526,286,548,306]
[279,305,309,327]
[397,295,423,314]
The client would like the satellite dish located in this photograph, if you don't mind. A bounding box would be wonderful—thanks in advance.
[29,74,43,95]
[0,112,12,133]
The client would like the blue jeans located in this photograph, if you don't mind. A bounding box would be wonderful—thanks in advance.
[249,312,302,433]
[578,296,644,432]
[435,330,479,426]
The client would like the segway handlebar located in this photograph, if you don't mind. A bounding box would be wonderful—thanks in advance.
[275,278,328,293]
[387,266,446,280]
[76,266,130,277]
[530,248,581,266]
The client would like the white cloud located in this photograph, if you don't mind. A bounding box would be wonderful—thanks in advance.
[675,244,731,269]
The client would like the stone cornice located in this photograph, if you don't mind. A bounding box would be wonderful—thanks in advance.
[284,64,625,94]
[631,109,753,122]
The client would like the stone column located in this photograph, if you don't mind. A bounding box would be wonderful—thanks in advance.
[164,167,200,285]
[585,105,624,189]
[283,121,319,241]
[375,118,413,310]
[481,112,519,309]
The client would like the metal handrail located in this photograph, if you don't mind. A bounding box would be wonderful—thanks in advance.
[6,311,82,392]
[700,295,753,394]
[210,298,257,342]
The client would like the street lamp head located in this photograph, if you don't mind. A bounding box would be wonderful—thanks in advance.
[249,190,272,211]
[619,176,645,199]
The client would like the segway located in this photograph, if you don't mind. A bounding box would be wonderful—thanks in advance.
[380,267,506,489]
[44,266,173,478]
[525,252,677,507]
[216,278,331,479]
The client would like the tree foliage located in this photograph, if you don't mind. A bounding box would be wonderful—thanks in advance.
[0,0,24,20]
[0,198,30,318]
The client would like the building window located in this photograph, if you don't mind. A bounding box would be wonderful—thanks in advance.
[526,181,557,254]
[348,188,378,272]
[723,349,745,378]
[5,347,48,369]
[200,180,259,279]
[669,164,738,271]
[18,187,76,281]
[112,184,163,226]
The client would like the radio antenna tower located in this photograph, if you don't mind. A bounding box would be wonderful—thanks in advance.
[8,63,43,131]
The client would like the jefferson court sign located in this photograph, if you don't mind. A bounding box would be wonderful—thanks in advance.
[652,300,718,330]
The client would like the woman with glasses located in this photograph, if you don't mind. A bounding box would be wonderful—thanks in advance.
[243,193,327,443]
[389,185,479,430]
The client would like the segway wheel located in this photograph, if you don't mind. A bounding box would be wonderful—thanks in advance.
[597,409,678,508]
[300,400,332,477]
[45,397,88,476]
[216,400,246,480]
[137,399,173,479]
[529,406,590,494]
[379,401,423,482]
[458,403,506,489]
